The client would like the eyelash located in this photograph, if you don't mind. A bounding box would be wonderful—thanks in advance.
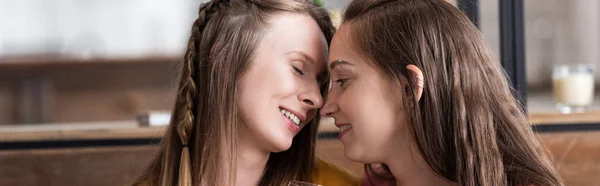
[293,64,328,88]
[334,78,350,87]
[293,66,305,75]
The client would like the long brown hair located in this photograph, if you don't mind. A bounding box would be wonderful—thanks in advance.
[133,0,334,185]
[343,0,563,185]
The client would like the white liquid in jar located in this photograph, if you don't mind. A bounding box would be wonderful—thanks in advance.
[553,73,595,106]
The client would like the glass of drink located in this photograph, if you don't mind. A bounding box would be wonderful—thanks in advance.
[288,181,322,186]
[552,63,595,113]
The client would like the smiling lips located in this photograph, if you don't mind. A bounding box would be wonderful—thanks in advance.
[280,109,301,126]
[280,108,306,133]
[335,123,352,139]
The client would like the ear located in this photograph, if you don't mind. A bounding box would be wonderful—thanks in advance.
[406,65,424,101]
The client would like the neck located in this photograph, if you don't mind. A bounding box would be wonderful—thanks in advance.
[235,124,270,186]
[385,141,455,186]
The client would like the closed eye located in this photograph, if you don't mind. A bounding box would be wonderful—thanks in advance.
[293,66,305,75]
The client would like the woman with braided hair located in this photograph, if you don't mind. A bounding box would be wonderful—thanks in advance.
[133,0,358,185]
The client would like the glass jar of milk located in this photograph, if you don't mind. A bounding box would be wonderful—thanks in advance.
[552,63,595,113]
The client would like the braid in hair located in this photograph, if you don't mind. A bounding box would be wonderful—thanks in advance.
[176,1,223,185]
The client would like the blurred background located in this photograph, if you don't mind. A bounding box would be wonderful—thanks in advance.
[0,0,599,185]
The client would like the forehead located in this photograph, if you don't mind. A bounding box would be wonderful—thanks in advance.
[328,24,362,65]
[259,13,328,61]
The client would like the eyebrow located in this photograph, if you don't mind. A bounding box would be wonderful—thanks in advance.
[286,51,316,64]
[329,60,353,70]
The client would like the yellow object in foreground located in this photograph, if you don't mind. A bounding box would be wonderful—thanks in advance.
[312,158,360,186]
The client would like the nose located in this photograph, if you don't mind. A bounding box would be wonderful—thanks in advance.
[319,91,339,117]
[298,85,324,109]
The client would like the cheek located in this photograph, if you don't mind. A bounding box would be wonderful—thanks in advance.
[237,61,305,124]
[244,62,297,99]
[237,66,278,121]
[263,66,299,96]
[342,84,405,147]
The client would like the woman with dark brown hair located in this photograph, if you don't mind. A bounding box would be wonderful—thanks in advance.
[133,0,358,185]
[320,0,564,185]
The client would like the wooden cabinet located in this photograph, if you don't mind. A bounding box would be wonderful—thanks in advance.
[0,57,178,125]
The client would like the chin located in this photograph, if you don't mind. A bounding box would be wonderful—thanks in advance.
[344,145,369,163]
[270,142,292,152]
[267,135,294,152]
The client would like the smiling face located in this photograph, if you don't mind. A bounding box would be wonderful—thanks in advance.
[320,24,412,163]
[237,12,329,152]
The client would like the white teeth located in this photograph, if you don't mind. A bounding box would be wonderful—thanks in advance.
[339,125,352,132]
[280,109,300,126]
